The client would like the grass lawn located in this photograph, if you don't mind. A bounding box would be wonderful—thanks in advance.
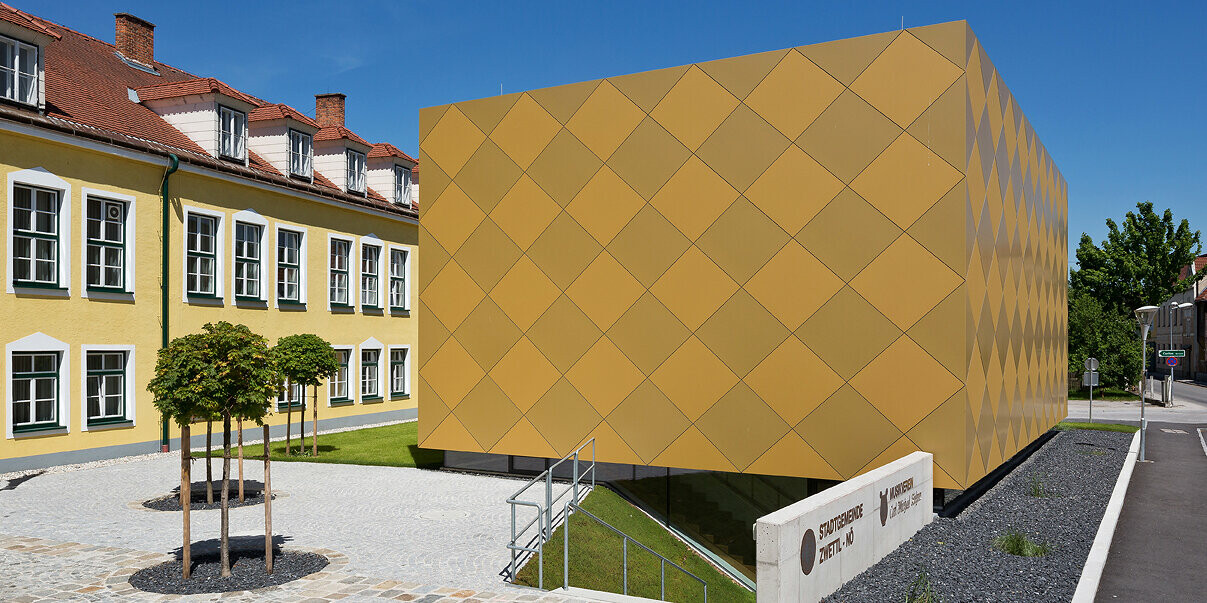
[204,421,442,468]
[515,486,753,603]
[1055,421,1139,433]
[1068,387,1136,400]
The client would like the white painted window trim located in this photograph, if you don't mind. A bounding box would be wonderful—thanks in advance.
[80,187,136,298]
[217,104,248,164]
[7,167,71,295]
[0,33,42,108]
[6,332,70,439]
[360,235,384,311]
[387,244,412,313]
[273,223,308,308]
[230,209,269,303]
[359,337,385,402]
[79,344,136,431]
[329,344,354,406]
[326,233,356,311]
[387,344,412,398]
[181,205,225,301]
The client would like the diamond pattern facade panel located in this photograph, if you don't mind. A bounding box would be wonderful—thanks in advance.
[418,20,1067,490]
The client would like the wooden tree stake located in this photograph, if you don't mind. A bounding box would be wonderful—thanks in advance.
[263,423,273,574]
[237,418,244,503]
[312,385,319,457]
[220,411,231,577]
[285,379,292,455]
[181,422,191,580]
[205,419,213,504]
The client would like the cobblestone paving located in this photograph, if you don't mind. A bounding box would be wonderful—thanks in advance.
[0,454,569,601]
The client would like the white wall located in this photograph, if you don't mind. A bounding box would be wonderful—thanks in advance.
[145,97,217,156]
[247,121,289,175]
[313,139,348,192]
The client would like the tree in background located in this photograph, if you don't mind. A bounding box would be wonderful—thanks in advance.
[1068,291,1143,388]
[272,334,339,457]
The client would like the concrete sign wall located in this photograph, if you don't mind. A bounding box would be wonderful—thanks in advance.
[755,452,933,602]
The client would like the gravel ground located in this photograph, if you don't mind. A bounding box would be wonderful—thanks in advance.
[129,549,329,594]
[827,429,1131,603]
[143,480,272,511]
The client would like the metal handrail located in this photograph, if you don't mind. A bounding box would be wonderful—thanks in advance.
[506,438,596,588]
[563,500,708,602]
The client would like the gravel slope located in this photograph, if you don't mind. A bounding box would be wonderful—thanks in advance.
[827,429,1131,603]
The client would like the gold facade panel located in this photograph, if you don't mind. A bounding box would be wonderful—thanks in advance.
[420,22,1066,489]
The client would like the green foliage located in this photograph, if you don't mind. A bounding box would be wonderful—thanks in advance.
[906,571,940,603]
[203,422,442,468]
[1054,421,1139,433]
[993,530,1052,557]
[1067,291,1143,388]
[1027,474,1056,498]
[1070,201,1203,316]
[272,334,339,387]
[147,322,280,425]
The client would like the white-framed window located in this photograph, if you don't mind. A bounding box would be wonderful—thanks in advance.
[0,34,39,106]
[80,345,135,429]
[388,345,411,398]
[289,129,312,178]
[6,332,70,438]
[388,245,410,312]
[361,348,381,400]
[275,225,307,306]
[218,105,247,161]
[361,241,382,309]
[328,234,355,309]
[394,165,412,205]
[231,210,268,303]
[346,149,366,194]
[329,346,353,405]
[82,189,135,296]
[8,168,71,294]
[182,206,224,300]
[277,380,304,410]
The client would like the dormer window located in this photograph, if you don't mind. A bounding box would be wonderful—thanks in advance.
[289,129,312,178]
[218,105,246,161]
[0,34,39,106]
[346,149,366,194]
[394,165,412,205]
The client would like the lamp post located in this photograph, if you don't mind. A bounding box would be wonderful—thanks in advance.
[1135,305,1158,462]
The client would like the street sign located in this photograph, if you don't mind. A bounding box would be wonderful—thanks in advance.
[1158,349,1186,358]
[1167,357,1179,367]
[1084,358,1099,371]
[1082,371,1100,386]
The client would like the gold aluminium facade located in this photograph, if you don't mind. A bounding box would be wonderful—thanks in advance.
[418,21,1067,490]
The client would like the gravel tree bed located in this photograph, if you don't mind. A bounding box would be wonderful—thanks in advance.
[130,544,327,594]
[827,429,1131,603]
[143,480,273,511]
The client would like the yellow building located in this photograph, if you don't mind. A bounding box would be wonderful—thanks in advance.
[0,9,418,471]
[418,20,1067,493]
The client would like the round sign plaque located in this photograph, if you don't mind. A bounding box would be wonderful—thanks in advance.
[1167,357,1178,367]
[800,529,816,575]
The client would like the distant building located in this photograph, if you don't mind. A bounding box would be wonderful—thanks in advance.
[0,6,418,472]
[1150,255,1207,379]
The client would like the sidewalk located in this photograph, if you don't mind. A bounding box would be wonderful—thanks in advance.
[1094,421,1207,601]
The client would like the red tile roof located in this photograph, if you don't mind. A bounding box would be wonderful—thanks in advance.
[314,125,370,147]
[368,142,417,163]
[248,103,320,129]
[1180,255,1207,281]
[0,4,415,218]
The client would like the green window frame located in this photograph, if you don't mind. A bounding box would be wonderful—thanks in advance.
[390,348,409,397]
[277,229,302,304]
[86,351,127,426]
[85,196,127,292]
[329,239,350,307]
[330,349,351,404]
[186,214,218,296]
[12,184,60,288]
[361,349,381,400]
[389,248,408,311]
[234,222,262,300]
[361,244,380,309]
[11,352,60,432]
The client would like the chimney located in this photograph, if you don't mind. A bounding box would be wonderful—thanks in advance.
[316,93,346,128]
[114,13,155,65]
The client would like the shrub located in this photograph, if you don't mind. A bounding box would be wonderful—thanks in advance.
[906,571,940,603]
[994,530,1052,557]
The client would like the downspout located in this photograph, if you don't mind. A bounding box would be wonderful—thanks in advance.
[160,153,179,452]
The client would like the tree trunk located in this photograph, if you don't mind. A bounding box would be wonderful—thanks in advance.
[206,420,213,504]
[237,418,244,503]
[285,380,292,455]
[312,384,319,457]
[299,384,307,455]
[181,422,191,580]
[263,423,273,574]
[220,411,231,577]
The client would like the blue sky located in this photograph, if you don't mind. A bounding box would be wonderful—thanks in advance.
[24,0,1206,267]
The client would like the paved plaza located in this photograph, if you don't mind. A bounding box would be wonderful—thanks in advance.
[0,451,588,602]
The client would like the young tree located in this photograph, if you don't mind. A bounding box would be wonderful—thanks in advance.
[1068,291,1144,388]
[272,334,339,457]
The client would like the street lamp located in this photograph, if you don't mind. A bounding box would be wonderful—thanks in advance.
[1134,305,1158,462]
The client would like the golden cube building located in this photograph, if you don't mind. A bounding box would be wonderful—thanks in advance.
[417,20,1067,490]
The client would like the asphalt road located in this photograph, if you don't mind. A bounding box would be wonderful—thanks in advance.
[1067,379,1207,424]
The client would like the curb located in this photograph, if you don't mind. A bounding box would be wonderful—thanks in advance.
[1071,429,1141,602]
